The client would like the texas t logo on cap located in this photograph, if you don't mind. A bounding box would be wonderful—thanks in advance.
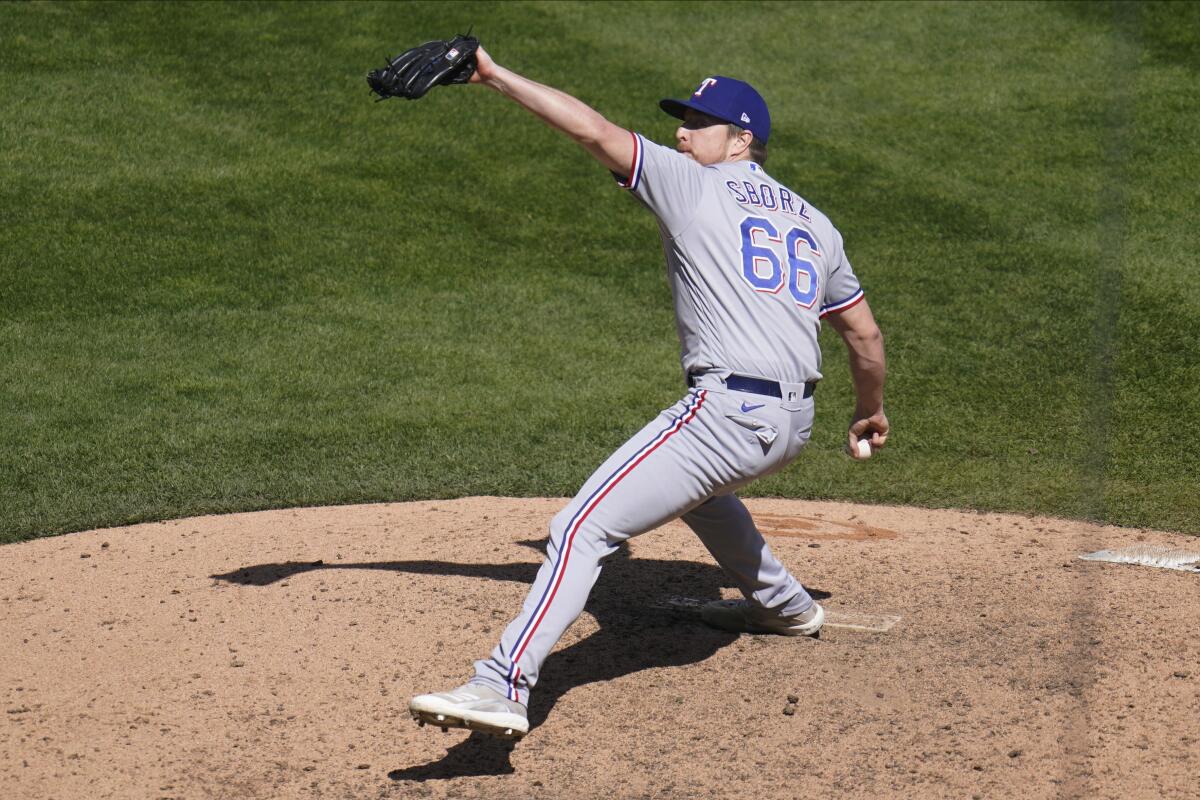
[660,75,772,143]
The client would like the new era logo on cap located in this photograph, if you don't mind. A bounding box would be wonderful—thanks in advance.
[659,75,772,143]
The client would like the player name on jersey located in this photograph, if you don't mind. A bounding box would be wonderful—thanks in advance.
[723,179,812,222]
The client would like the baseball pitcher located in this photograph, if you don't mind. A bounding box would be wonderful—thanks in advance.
[371,38,890,739]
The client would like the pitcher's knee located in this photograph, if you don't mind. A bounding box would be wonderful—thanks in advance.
[547,508,621,562]
[547,509,592,557]
[545,509,573,560]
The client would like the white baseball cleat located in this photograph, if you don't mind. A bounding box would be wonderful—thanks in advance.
[409,683,529,739]
[701,599,824,637]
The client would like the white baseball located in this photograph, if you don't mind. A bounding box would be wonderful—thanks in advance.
[855,439,872,459]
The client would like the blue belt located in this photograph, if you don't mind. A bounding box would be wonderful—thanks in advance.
[689,373,816,400]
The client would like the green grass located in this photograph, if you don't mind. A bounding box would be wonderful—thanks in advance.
[2,0,1197,542]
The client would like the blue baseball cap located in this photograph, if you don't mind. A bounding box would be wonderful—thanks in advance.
[659,76,771,143]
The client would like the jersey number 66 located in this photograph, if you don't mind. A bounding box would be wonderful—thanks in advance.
[738,216,820,308]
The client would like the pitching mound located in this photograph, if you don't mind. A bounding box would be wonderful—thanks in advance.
[2,498,1197,799]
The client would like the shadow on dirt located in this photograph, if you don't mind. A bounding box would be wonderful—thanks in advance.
[386,731,518,780]
[213,539,830,781]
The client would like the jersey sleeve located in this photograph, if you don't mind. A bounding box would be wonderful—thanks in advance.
[613,132,706,236]
[818,230,865,318]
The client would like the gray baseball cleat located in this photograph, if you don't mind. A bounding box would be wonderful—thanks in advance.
[701,599,824,637]
[409,683,529,739]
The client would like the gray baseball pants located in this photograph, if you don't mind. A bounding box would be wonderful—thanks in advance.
[472,373,817,705]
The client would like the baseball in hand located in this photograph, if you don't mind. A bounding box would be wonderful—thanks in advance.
[855,439,872,459]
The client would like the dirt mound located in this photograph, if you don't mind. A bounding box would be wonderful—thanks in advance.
[1,498,1196,799]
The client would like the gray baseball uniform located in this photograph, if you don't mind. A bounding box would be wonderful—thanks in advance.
[471,133,865,705]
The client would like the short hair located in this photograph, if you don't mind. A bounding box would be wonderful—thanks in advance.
[727,124,768,167]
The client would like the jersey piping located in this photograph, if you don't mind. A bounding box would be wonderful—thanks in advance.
[819,287,865,318]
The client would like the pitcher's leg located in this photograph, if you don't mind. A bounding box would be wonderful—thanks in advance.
[473,390,725,704]
[471,503,613,704]
[681,493,813,616]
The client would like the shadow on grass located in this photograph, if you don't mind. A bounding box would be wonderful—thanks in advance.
[213,540,830,781]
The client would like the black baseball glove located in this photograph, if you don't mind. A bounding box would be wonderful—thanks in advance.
[366,34,480,101]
